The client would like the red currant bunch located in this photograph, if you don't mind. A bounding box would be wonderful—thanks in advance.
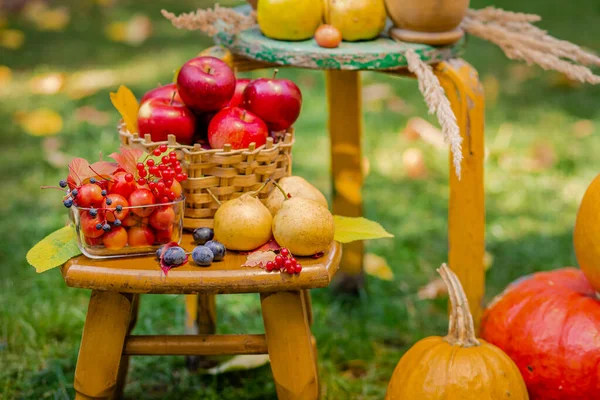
[137,144,188,203]
[265,247,302,274]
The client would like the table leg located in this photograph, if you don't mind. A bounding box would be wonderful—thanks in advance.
[185,294,218,370]
[74,291,134,400]
[326,70,364,294]
[111,294,139,400]
[261,291,319,399]
[434,60,486,331]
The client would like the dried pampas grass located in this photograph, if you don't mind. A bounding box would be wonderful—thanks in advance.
[161,4,256,37]
[405,49,463,179]
[463,7,600,84]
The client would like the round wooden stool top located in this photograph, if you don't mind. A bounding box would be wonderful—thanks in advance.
[213,5,464,71]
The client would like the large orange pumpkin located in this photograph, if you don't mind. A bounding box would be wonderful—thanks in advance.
[574,173,600,290]
[386,264,528,400]
[481,268,600,400]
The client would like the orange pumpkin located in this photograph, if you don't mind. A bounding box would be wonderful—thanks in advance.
[385,264,528,400]
[574,172,600,291]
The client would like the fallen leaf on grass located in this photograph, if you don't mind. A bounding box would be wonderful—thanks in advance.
[29,7,71,32]
[572,119,594,138]
[364,253,393,281]
[42,137,70,167]
[27,226,81,273]
[0,29,25,49]
[204,354,270,375]
[0,65,11,90]
[65,69,120,99]
[333,216,394,243]
[14,109,63,136]
[75,106,111,126]
[402,147,428,179]
[242,250,276,268]
[417,277,447,300]
[340,359,368,379]
[105,14,152,46]
[29,73,65,95]
[401,117,445,149]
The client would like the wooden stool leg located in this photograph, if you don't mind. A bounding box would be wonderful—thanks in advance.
[434,60,486,332]
[74,291,134,400]
[111,294,140,400]
[185,294,218,370]
[301,290,313,326]
[261,291,319,400]
[326,70,365,294]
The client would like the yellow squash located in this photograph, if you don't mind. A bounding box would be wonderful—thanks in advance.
[386,264,529,400]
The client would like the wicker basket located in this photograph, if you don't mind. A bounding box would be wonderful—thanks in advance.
[118,124,294,230]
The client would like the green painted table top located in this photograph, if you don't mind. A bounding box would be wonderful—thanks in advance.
[213,5,464,71]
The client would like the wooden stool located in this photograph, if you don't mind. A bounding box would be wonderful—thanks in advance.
[61,234,342,399]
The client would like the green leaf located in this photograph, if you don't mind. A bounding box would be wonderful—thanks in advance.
[26,226,81,273]
[333,216,394,243]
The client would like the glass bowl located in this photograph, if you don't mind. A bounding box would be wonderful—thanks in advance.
[69,197,184,259]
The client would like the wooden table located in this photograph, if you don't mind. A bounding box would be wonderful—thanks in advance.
[210,7,485,328]
[62,234,342,399]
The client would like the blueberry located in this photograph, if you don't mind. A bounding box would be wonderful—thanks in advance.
[114,219,121,227]
[105,198,113,206]
[96,223,103,230]
[89,208,98,217]
[102,223,111,232]
[90,178,97,184]
[101,189,107,196]
[193,227,214,245]
[205,240,226,261]
[59,180,67,188]
[116,205,123,212]
[71,189,78,197]
[163,246,187,266]
[63,199,73,208]
[192,245,214,266]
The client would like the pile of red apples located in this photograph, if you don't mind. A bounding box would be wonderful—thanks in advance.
[137,56,302,150]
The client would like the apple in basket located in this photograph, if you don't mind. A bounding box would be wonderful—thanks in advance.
[227,78,251,108]
[207,106,268,150]
[177,56,236,113]
[242,71,302,131]
[137,98,196,145]
[140,83,182,105]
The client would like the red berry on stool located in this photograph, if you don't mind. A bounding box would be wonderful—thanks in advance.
[280,248,290,257]
[266,261,275,272]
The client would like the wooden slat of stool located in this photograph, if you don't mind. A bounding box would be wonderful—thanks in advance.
[124,334,268,356]
[61,235,341,295]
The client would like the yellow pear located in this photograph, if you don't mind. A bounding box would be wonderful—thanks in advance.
[323,0,386,41]
[265,176,328,216]
[257,0,323,41]
[272,197,335,256]
[213,193,273,251]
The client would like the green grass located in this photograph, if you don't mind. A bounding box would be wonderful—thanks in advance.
[1,0,600,398]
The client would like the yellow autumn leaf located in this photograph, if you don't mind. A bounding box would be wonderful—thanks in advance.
[205,354,270,375]
[110,85,139,134]
[104,21,127,42]
[29,72,65,95]
[26,226,81,273]
[0,65,11,89]
[0,29,25,49]
[15,108,63,136]
[35,8,71,31]
[364,253,394,281]
[333,216,394,243]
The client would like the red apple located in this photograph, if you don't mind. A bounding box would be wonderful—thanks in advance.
[76,183,104,208]
[149,206,175,231]
[108,172,136,199]
[103,194,129,222]
[155,226,174,244]
[177,56,236,112]
[228,78,251,107]
[102,226,128,250]
[208,107,268,150]
[128,189,156,217]
[80,211,104,239]
[127,226,155,247]
[137,98,196,145]
[140,83,182,105]
[242,75,302,131]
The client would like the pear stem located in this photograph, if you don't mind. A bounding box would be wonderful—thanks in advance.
[272,69,279,79]
[248,178,271,197]
[271,180,290,199]
[205,188,222,206]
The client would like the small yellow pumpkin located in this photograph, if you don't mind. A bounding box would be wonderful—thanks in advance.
[385,264,529,400]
